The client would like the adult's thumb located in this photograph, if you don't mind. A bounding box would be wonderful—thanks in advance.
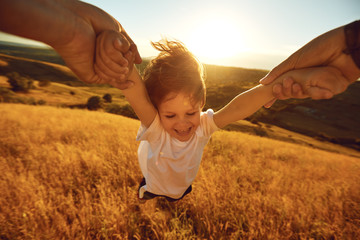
[260,63,288,85]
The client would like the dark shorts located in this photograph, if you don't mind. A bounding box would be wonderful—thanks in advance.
[138,178,192,202]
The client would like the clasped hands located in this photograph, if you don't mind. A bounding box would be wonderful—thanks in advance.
[260,25,360,107]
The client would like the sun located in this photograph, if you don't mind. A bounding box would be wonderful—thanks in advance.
[186,18,247,62]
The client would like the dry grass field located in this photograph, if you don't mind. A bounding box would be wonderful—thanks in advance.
[0,103,359,239]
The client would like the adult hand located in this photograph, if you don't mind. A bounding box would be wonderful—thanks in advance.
[263,66,351,108]
[0,0,141,85]
[272,66,349,101]
[260,22,360,107]
[94,30,136,89]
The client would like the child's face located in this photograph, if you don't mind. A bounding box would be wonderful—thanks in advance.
[157,92,201,142]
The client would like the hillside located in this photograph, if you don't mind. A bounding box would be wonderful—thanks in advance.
[0,104,359,239]
[0,42,359,156]
[0,41,65,65]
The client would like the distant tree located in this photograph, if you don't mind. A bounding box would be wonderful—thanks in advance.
[105,103,122,115]
[87,96,103,110]
[0,87,14,97]
[6,72,34,92]
[37,99,47,105]
[105,103,137,119]
[121,103,137,119]
[103,93,112,103]
[38,80,51,87]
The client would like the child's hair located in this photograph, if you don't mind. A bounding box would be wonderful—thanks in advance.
[143,39,206,108]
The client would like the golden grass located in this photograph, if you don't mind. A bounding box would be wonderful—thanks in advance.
[0,103,359,239]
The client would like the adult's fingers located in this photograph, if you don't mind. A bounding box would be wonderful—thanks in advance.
[94,63,126,84]
[259,53,298,85]
[113,34,131,53]
[282,77,294,97]
[111,38,130,66]
[271,82,308,100]
[272,83,288,100]
[95,35,129,79]
[292,83,307,99]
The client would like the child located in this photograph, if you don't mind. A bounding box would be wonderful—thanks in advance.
[94,30,340,202]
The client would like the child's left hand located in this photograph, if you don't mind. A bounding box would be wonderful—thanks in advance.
[94,30,136,89]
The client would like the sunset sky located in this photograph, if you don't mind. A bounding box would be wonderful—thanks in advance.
[0,0,359,70]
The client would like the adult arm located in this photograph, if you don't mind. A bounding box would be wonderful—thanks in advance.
[0,0,141,84]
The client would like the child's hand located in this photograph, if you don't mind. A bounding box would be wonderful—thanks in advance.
[94,30,135,89]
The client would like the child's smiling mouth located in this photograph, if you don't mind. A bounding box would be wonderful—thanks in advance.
[174,127,192,136]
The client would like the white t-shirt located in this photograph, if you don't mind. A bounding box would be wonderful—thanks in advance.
[136,109,219,199]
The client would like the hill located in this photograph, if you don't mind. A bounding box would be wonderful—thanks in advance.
[0,52,83,86]
[0,42,359,155]
[0,103,359,239]
[0,40,65,65]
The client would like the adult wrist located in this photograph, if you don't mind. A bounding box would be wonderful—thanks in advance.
[344,20,360,69]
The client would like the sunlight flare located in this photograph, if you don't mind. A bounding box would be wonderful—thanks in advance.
[186,17,248,62]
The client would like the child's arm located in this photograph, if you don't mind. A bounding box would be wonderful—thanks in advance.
[213,83,276,129]
[120,68,157,128]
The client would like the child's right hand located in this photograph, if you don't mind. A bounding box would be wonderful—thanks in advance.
[94,30,136,89]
